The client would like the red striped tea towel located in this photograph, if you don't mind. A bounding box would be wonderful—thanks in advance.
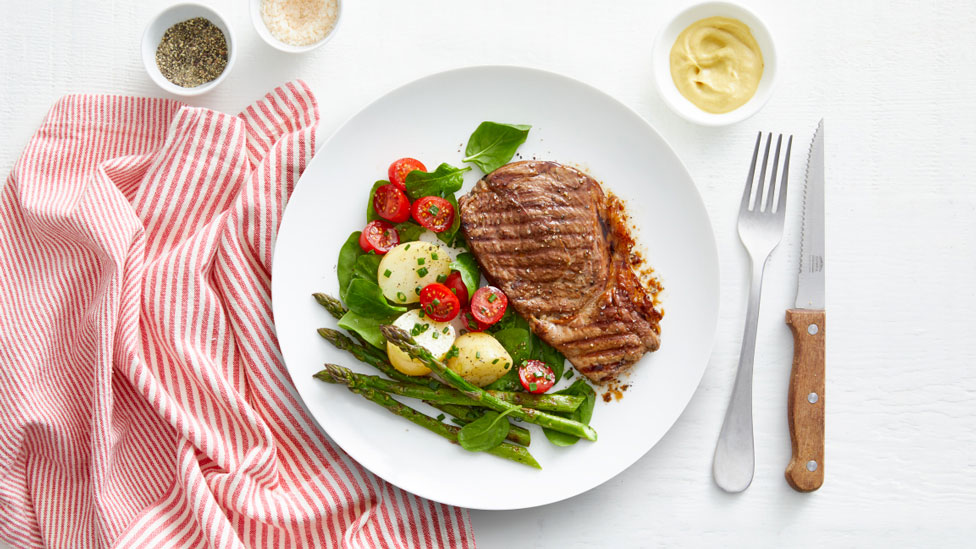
[0,82,474,548]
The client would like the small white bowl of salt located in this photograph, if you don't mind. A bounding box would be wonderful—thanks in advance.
[251,0,342,53]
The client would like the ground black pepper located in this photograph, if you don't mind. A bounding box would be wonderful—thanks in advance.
[155,17,228,88]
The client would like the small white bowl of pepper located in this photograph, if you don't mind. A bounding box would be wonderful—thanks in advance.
[142,3,236,96]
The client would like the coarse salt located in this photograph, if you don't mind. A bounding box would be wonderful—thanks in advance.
[261,0,338,47]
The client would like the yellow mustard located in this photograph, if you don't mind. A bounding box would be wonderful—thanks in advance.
[669,16,764,114]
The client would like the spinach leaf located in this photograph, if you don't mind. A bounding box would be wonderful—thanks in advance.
[435,193,462,246]
[484,328,533,392]
[463,122,531,174]
[337,310,390,349]
[489,308,530,334]
[338,231,364,301]
[365,180,387,222]
[531,338,565,381]
[449,252,481,297]
[543,379,596,446]
[394,221,425,243]
[457,409,514,452]
[354,253,381,283]
[493,328,533,365]
[344,278,406,319]
[404,163,469,200]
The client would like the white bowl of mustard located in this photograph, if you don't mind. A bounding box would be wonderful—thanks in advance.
[653,2,777,126]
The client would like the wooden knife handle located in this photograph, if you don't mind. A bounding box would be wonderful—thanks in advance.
[784,308,825,492]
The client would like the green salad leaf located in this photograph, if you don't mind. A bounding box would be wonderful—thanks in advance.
[543,379,596,446]
[337,310,392,349]
[532,338,565,381]
[457,409,514,452]
[338,231,364,301]
[393,221,425,242]
[365,180,387,222]
[463,122,531,174]
[449,252,481,297]
[484,327,533,392]
[354,253,381,282]
[404,163,469,200]
[344,278,406,319]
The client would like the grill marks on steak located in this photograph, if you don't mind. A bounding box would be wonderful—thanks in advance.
[459,161,661,383]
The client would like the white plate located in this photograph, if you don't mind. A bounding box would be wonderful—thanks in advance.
[272,66,719,510]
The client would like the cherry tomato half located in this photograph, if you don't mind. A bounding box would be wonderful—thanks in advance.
[460,310,489,332]
[470,286,508,326]
[419,283,461,322]
[411,196,455,233]
[388,158,427,190]
[519,360,556,394]
[443,271,469,307]
[373,183,411,223]
[359,220,399,254]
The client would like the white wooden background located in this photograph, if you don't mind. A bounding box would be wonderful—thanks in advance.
[2,0,974,547]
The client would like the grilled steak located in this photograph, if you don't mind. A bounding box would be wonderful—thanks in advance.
[459,161,661,383]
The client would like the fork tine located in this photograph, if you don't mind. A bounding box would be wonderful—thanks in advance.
[766,134,783,212]
[740,132,762,213]
[753,133,773,211]
[776,135,793,215]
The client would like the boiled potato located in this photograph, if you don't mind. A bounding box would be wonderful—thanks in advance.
[377,241,452,305]
[446,333,513,387]
[387,309,456,376]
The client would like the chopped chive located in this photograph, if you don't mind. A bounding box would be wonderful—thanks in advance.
[431,252,439,260]
[529,382,537,391]
[417,267,429,277]
[429,204,440,215]
[396,291,406,302]
[492,358,499,364]
[436,413,446,421]
[432,298,441,307]
[446,346,459,359]
[436,274,447,283]
[418,309,425,318]
[417,258,425,265]
[432,332,439,339]
[442,327,450,334]
[415,286,421,295]
[405,244,411,250]
[487,293,497,303]
[383,269,392,278]
[475,351,481,359]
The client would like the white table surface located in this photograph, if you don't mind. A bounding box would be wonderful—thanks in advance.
[3,1,975,547]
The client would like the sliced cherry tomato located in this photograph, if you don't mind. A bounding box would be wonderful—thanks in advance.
[443,271,469,307]
[388,158,427,190]
[419,283,461,322]
[358,220,399,254]
[460,310,489,332]
[470,286,508,326]
[373,183,411,223]
[411,196,455,233]
[519,360,556,394]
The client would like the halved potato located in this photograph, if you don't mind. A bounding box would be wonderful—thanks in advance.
[377,241,452,305]
[447,332,513,387]
[387,309,456,376]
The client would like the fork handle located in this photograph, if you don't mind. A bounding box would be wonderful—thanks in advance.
[785,308,826,492]
[713,256,766,493]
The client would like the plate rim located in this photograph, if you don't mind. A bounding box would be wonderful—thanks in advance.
[272,64,721,510]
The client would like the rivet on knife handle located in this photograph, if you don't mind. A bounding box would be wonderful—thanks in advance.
[784,308,825,492]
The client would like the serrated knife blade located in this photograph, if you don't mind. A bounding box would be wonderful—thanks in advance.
[796,120,825,309]
[784,119,826,493]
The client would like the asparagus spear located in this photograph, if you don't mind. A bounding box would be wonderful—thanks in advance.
[430,402,531,447]
[317,365,582,413]
[318,328,532,444]
[316,364,541,469]
[382,325,598,442]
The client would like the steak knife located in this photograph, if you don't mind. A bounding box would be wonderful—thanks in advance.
[784,119,826,492]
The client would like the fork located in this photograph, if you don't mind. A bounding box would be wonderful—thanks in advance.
[713,132,793,493]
